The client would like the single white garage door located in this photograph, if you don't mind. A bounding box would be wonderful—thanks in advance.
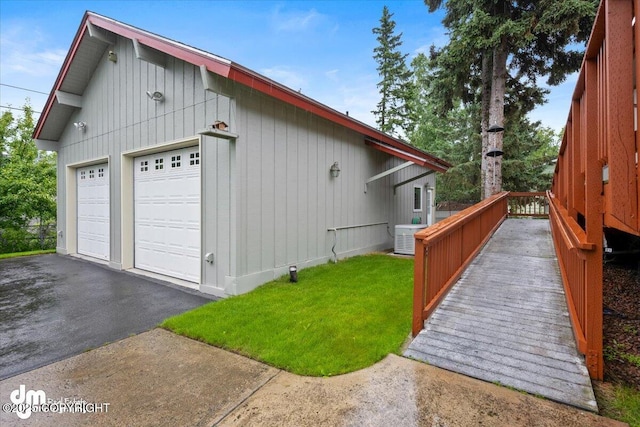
[134,147,200,283]
[77,164,110,260]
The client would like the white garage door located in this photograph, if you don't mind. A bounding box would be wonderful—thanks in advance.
[77,164,110,260]
[134,147,200,283]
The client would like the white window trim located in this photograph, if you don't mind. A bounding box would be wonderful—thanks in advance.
[413,185,423,212]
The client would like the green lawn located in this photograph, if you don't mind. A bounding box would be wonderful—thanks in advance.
[0,249,56,260]
[161,254,414,376]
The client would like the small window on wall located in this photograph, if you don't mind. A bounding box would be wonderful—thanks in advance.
[413,186,422,212]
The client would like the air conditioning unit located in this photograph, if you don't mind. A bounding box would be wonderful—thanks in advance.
[394,224,429,255]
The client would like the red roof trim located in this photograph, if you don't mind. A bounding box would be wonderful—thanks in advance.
[34,14,91,139]
[85,14,232,77]
[364,139,448,173]
[35,12,451,173]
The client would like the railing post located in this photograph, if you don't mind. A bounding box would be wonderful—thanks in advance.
[584,50,604,380]
[412,239,426,337]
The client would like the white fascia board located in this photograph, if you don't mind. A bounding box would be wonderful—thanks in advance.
[132,38,166,67]
[55,91,83,108]
[35,139,59,152]
[87,21,116,44]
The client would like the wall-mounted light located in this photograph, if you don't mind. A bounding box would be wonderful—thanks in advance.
[330,161,341,178]
[108,51,117,63]
[73,121,86,132]
[146,91,164,102]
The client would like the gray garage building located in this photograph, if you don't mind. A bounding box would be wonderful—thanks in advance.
[34,12,450,297]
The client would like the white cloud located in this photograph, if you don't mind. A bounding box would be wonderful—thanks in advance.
[261,66,307,91]
[412,26,449,57]
[312,72,380,128]
[0,23,65,78]
[529,72,579,133]
[324,69,339,81]
[270,6,324,32]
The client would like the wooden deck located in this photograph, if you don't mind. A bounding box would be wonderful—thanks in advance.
[404,219,597,412]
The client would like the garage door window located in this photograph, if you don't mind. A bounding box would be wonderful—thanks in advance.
[189,152,199,166]
[171,155,181,168]
[155,158,164,170]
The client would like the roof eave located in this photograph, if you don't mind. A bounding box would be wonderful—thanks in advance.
[34,11,451,173]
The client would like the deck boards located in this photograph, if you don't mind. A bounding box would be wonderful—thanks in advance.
[404,219,597,412]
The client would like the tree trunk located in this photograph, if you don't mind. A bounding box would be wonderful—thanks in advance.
[485,36,508,197]
[480,50,492,199]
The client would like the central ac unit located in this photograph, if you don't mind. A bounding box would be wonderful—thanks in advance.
[394,224,429,255]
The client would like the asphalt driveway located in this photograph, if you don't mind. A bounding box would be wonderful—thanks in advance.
[0,254,212,380]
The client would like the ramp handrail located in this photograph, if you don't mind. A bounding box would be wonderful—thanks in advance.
[412,192,509,336]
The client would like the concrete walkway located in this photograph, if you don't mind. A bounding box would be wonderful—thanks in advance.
[405,219,597,412]
[0,329,624,426]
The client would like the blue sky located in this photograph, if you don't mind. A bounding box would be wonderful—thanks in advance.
[0,0,576,134]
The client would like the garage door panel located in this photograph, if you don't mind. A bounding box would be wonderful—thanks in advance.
[77,164,109,260]
[134,147,200,283]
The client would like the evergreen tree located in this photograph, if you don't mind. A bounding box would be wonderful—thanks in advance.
[411,52,559,204]
[425,0,598,198]
[372,6,414,137]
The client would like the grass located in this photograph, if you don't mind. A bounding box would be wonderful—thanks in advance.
[605,341,640,368]
[0,249,56,260]
[161,254,414,376]
[595,383,640,427]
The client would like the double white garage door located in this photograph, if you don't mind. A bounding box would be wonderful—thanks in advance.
[76,147,200,283]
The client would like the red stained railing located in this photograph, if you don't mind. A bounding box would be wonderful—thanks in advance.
[507,192,549,218]
[412,192,509,337]
[547,0,639,380]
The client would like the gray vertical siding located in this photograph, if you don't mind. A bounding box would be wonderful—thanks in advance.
[231,87,400,294]
[54,33,440,296]
[388,159,437,227]
[55,34,233,292]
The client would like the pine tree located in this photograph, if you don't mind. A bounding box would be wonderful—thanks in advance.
[425,0,597,198]
[372,6,414,137]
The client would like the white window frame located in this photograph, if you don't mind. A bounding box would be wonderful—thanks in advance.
[413,185,423,212]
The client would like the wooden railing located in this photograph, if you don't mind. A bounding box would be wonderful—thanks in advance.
[412,192,509,336]
[546,0,639,380]
[507,192,548,218]
[547,191,597,370]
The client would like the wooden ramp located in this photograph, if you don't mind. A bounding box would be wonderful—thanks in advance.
[404,219,597,412]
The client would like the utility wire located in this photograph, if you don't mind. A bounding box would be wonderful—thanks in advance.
[0,83,49,95]
[0,105,42,114]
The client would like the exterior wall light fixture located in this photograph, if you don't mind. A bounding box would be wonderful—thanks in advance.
[330,161,340,178]
[73,121,86,132]
[146,91,164,102]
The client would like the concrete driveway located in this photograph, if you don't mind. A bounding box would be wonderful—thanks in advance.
[0,254,212,380]
[0,329,625,426]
